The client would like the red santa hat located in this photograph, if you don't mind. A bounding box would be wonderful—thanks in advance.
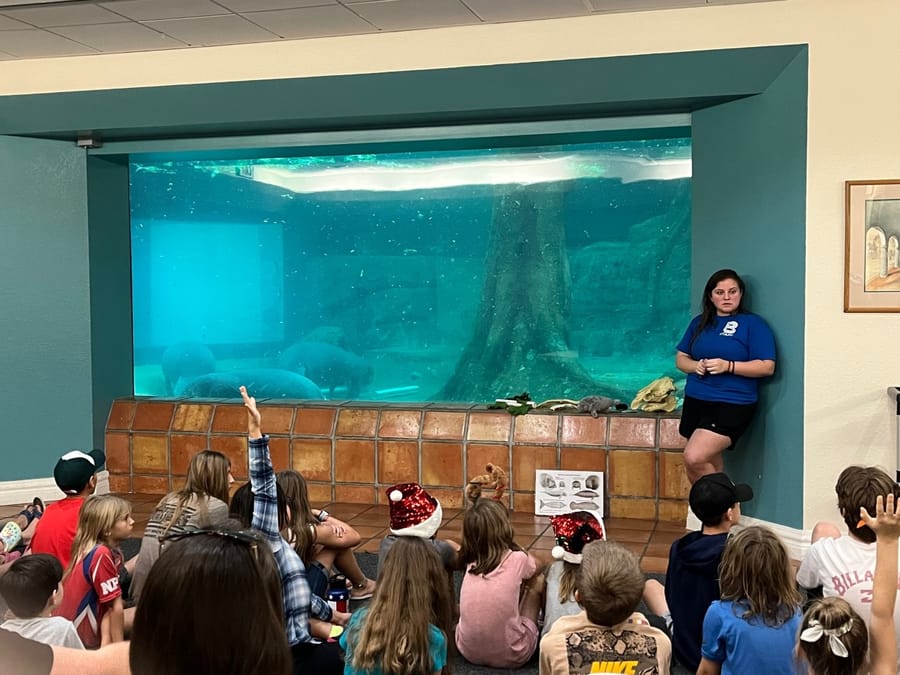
[550,511,606,564]
[386,482,443,539]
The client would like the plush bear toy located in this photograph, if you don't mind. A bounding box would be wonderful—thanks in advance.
[465,463,508,504]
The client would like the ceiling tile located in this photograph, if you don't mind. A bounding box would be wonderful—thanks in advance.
[146,14,280,46]
[0,28,98,57]
[97,0,228,21]
[0,14,34,29]
[350,0,478,31]
[3,3,126,27]
[217,0,338,11]
[244,5,374,38]
[53,22,189,52]
[462,0,591,23]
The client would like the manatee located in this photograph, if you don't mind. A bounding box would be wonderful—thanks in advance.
[175,369,324,400]
[278,341,373,397]
[161,341,216,395]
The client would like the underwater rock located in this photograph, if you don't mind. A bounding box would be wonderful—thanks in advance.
[278,341,373,397]
[161,341,215,395]
[175,369,324,400]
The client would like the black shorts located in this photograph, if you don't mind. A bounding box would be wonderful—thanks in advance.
[678,395,757,446]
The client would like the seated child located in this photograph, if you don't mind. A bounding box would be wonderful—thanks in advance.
[540,540,672,674]
[0,554,83,648]
[0,498,44,564]
[543,510,606,637]
[377,482,459,577]
[642,471,751,671]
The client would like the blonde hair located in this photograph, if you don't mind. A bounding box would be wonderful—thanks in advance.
[718,526,801,626]
[159,451,231,538]
[276,470,317,563]
[557,561,579,604]
[459,498,521,576]
[347,537,454,675]
[577,541,643,626]
[66,494,132,576]
[798,597,868,675]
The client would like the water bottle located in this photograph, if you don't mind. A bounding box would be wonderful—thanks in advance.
[327,574,350,613]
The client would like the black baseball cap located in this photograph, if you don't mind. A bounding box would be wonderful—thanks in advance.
[53,449,106,494]
[689,472,753,524]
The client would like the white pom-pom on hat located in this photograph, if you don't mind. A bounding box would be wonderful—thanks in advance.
[390,490,403,502]
[552,545,566,561]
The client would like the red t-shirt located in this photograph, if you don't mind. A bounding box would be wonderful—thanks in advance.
[56,544,123,649]
[29,497,84,569]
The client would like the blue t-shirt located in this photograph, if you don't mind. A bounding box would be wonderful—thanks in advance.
[701,600,802,675]
[676,313,776,404]
[340,608,447,675]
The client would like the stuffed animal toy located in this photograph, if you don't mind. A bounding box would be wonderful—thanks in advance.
[465,463,508,504]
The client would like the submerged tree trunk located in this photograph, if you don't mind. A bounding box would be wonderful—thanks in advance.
[436,183,598,402]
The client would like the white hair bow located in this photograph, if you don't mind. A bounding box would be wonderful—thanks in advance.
[799,619,852,658]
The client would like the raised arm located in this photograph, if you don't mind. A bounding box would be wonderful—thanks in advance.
[241,386,279,544]
[860,493,900,675]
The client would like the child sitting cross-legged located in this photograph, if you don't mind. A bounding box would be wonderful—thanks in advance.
[539,540,672,674]
[0,554,83,649]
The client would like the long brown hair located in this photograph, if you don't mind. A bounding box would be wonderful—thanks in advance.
[346,537,454,675]
[459,498,521,576]
[718,526,800,626]
[557,561,579,604]
[797,597,868,675]
[276,469,317,563]
[158,450,231,538]
[690,269,747,352]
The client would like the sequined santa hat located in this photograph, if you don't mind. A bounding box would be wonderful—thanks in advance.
[550,511,606,563]
[386,482,443,539]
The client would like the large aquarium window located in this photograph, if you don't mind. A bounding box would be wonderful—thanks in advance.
[131,134,691,403]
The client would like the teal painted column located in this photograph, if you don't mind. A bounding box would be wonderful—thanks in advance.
[0,136,94,478]
[692,48,808,527]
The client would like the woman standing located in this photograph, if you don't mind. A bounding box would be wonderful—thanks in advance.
[675,269,775,484]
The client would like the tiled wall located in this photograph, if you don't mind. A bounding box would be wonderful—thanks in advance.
[105,399,690,522]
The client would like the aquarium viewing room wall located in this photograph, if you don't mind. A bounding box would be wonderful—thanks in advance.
[0,7,828,527]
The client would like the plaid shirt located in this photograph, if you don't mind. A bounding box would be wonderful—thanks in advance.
[249,435,332,645]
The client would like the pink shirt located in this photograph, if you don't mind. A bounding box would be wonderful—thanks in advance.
[455,550,539,668]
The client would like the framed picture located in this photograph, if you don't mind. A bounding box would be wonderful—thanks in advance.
[534,469,604,517]
[845,179,900,312]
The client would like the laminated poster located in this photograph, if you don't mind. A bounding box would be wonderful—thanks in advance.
[534,469,604,517]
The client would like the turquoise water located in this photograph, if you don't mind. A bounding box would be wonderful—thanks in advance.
[130,138,691,403]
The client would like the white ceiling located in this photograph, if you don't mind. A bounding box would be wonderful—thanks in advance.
[0,0,779,61]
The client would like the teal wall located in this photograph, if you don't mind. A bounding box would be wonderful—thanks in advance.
[0,46,808,527]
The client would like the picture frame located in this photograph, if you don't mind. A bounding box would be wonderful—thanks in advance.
[845,179,900,312]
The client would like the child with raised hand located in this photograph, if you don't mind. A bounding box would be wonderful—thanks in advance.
[341,536,454,675]
[55,495,133,649]
[696,526,802,675]
[542,511,606,637]
[454,497,543,669]
[0,554,83,648]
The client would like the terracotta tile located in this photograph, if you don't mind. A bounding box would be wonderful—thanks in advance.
[605,517,657,531]
[608,417,657,448]
[466,444,510,482]
[322,503,371,520]
[108,474,132,493]
[641,556,669,575]
[293,408,336,436]
[132,435,168,474]
[609,497,657,520]
[513,414,559,443]
[644,542,672,558]
[306,482,333,504]
[514,533,538,549]
[560,447,606,473]
[132,402,175,432]
[510,518,551,536]
[658,499,689,524]
[107,400,135,430]
[530,535,557,550]
[659,451,690,499]
[171,404,213,433]
[211,405,248,434]
[259,406,295,435]
[659,417,686,449]
[560,415,608,446]
[608,450,656,498]
[511,445,558,491]
[649,528,685,546]
[378,410,422,439]
[132,474,170,495]
[377,441,419,485]
[605,527,652,544]
[620,541,647,557]
[210,435,249,479]
[334,485,377,504]
[171,477,186,492]
[290,439,333,482]
[426,488,465,510]
[508,510,549,525]
[334,440,375,483]
[531,549,555,567]
[105,432,131,474]
[347,510,390,527]
[335,409,378,437]
[466,412,511,442]
[268,437,290,472]
[422,411,466,440]
[170,435,208,475]
[421,442,463,488]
